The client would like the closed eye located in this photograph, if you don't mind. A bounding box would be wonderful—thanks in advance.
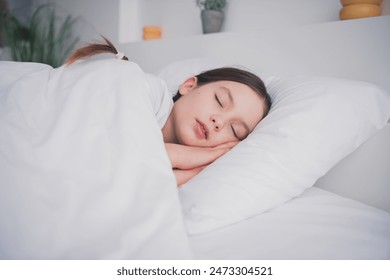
[231,125,239,139]
[215,94,223,107]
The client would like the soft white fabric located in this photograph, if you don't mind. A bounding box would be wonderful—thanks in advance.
[190,187,390,259]
[175,73,390,234]
[0,60,191,259]
[144,73,174,128]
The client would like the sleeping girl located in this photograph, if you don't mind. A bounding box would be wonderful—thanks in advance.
[66,37,272,186]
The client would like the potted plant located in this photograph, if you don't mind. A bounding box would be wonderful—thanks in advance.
[0,3,79,67]
[196,0,226,34]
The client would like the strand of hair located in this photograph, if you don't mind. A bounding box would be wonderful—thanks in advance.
[65,36,128,65]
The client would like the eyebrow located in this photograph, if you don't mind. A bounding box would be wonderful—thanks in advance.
[220,86,250,138]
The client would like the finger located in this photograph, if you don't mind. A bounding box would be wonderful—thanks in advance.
[185,147,230,170]
[173,147,227,170]
[213,141,240,149]
[166,143,233,171]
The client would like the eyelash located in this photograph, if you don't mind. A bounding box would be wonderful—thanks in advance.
[231,125,239,139]
[215,94,239,139]
[215,94,223,107]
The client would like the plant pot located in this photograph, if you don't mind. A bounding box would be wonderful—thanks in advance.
[201,10,224,34]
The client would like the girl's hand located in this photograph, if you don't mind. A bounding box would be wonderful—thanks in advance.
[165,141,238,170]
[165,141,239,186]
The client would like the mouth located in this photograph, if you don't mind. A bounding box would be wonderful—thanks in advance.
[195,119,209,140]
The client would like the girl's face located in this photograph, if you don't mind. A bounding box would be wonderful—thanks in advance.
[163,77,266,147]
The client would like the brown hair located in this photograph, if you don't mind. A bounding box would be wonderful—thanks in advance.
[65,36,128,65]
[174,67,272,117]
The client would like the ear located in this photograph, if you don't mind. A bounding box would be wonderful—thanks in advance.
[178,76,198,96]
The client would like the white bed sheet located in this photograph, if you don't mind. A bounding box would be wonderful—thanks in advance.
[189,187,390,260]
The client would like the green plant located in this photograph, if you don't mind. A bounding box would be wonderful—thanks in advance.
[0,4,79,67]
[196,0,226,11]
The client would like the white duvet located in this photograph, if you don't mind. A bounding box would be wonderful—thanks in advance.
[0,60,191,259]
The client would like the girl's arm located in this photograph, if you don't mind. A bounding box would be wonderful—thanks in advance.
[173,166,206,187]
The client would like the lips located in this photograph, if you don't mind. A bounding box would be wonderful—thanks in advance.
[195,119,209,140]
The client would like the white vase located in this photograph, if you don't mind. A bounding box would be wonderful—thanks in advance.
[201,10,224,34]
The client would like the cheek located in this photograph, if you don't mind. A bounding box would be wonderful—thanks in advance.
[173,100,193,122]
[212,130,236,146]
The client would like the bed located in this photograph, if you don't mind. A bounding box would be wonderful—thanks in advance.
[0,16,389,259]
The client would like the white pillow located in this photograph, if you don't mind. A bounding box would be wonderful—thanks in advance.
[157,59,390,235]
[180,77,390,236]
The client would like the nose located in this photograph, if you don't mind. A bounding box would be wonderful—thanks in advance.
[211,115,224,131]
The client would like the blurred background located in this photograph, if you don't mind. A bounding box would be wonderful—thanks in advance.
[1,0,389,66]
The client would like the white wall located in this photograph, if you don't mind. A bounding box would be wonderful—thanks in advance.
[119,0,341,42]
[33,0,121,45]
[32,0,390,44]
[224,0,341,31]
[118,0,202,42]
[6,0,32,25]
[119,0,390,42]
